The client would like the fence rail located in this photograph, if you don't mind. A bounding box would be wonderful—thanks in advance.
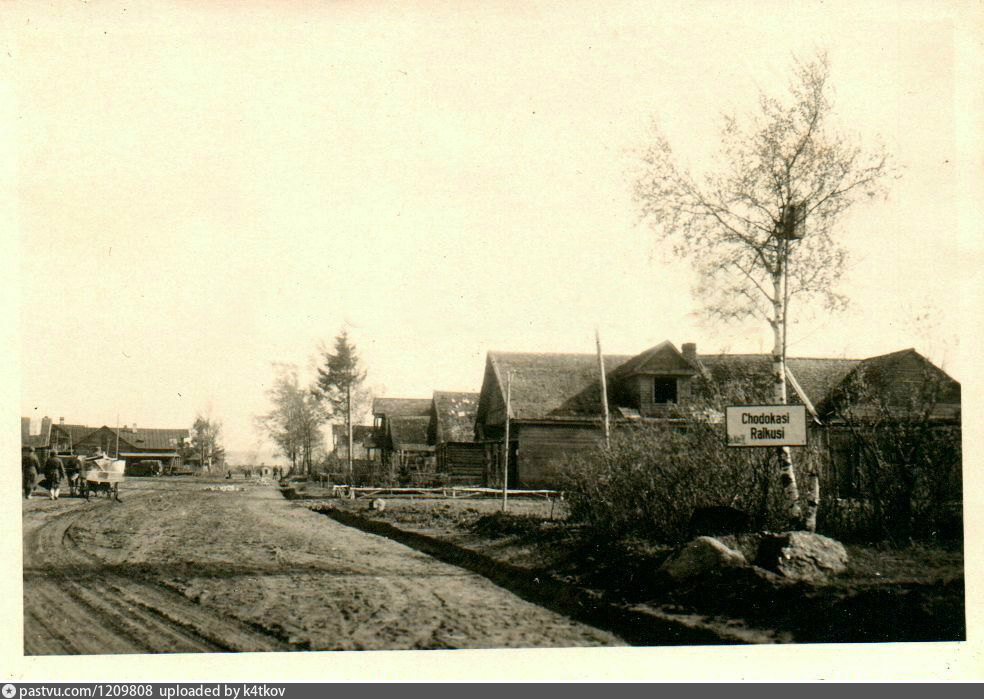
[329,485,562,500]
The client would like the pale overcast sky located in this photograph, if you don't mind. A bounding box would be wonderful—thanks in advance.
[7,1,982,452]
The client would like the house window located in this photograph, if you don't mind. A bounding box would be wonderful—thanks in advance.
[653,378,678,404]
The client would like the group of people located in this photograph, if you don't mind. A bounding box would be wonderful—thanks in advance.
[21,447,87,500]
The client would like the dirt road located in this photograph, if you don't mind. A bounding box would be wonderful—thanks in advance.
[22,478,620,654]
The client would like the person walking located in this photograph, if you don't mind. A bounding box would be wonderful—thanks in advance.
[65,454,84,496]
[44,451,66,500]
[22,447,40,499]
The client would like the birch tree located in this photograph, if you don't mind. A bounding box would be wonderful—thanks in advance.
[635,52,894,530]
[191,411,224,472]
[256,363,325,475]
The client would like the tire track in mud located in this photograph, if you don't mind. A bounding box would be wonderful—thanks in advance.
[23,494,291,655]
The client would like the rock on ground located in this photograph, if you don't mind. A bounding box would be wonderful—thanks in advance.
[755,531,848,583]
[660,536,748,581]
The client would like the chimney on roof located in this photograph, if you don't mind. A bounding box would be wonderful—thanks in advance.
[682,342,698,364]
[59,417,65,425]
[41,416,52,434]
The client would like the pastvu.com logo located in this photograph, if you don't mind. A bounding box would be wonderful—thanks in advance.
[2,683,16,698]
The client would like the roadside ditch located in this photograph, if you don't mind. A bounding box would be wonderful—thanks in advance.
[280,486,964,646]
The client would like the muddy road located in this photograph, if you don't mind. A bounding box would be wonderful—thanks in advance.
[22,478,620,654]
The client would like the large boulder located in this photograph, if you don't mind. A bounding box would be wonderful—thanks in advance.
[660,536,748,581]
[754,531,848,583]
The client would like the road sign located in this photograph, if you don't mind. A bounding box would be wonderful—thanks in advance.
[725,405,807,447]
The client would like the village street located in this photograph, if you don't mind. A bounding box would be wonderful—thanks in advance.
[21,477,620,654]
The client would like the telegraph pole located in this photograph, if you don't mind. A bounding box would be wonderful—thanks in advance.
[596,329,610,449]
[501,371,512,512]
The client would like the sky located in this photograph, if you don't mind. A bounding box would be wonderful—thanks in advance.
[6,1,983,454]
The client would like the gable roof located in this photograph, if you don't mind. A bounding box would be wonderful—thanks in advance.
[816,348,961,419]
[486,351,633,420]
[113,427,189,450]
[786,357,862,410]
[432,391,480,443]
[21,419,189,452]
[698,354,861,411]
[387,416,433,450]
[51,423,98,447]
[610,341,699,378]
[478,342,946,425]
[372,397,432,418]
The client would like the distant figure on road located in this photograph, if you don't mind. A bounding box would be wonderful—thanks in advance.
[44,452,67,501]
[22,447,40,499]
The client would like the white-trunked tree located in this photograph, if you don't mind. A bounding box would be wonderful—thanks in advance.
[634,53,894,530]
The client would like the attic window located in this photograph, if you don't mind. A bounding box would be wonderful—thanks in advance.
[653,377,677,404]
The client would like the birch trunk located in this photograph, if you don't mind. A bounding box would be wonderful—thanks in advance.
[804,459,820,532]
[772,271,802,527]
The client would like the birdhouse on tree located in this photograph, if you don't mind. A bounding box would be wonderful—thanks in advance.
[778,203,805,240]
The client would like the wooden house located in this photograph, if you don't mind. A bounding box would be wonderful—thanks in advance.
[370,397,434,477]
[474,341,961,491]
[21,417,189,473]
[811,349,961,498]
[428,391,483,484]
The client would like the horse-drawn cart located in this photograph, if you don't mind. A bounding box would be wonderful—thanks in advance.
[78,455,126,501]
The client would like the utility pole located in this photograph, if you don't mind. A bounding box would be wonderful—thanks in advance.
[596,329,610,449]
[501,370,512,513]
[347,384,354,483]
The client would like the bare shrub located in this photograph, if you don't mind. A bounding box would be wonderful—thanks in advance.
[562,414,818,543]
[819,361,962,543]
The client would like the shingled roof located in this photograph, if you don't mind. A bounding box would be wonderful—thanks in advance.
[431,391,480,443]
[372,397,433,418]
[387,416,433,450]
[698,354,861,411]
[51,423,98,448]
[118,428,189,450]
[486,351,633,420]
[21,420,188,452]
[816,349,961,419]
[479,343,921,425]
[786,357,862,410]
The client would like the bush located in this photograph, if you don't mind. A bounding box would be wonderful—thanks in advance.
[562,417,814,543]
[822,364,963,544]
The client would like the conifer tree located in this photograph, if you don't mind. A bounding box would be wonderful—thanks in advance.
[313,330,367,480]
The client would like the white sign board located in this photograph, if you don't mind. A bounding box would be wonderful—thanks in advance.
[725,405,807,447]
